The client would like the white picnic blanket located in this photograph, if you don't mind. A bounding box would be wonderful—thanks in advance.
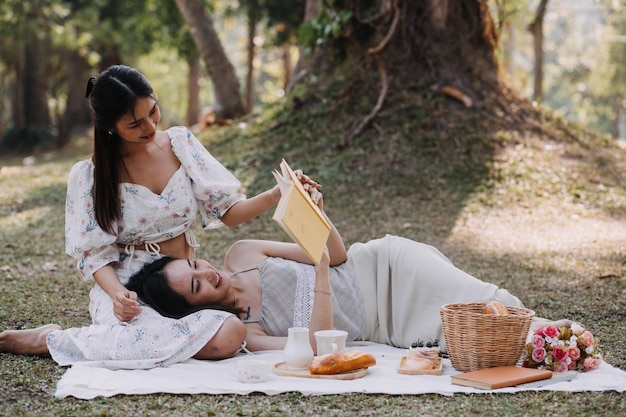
[55,342,626,399]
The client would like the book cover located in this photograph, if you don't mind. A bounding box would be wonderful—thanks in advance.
[450,366,553,390]
[515,370,577,389]
[272,159,331,265]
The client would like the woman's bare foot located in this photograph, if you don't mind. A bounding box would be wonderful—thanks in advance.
[0,324,61,357]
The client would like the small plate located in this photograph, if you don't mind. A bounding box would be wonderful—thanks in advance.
[273,362,369,380]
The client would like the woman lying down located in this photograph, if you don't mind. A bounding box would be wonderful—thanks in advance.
[125,184,570,356]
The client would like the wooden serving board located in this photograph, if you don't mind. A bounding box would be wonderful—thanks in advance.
[273,362,369,380]
[397,355,443,375]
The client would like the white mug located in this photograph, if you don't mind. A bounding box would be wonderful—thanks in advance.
[234,359,271,383]
[314,329,348,356]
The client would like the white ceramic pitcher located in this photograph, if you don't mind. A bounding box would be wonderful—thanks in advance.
[283,327,314,370]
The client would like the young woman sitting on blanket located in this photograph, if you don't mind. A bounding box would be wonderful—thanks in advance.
[0,65,318,368]
[125,182,570,354]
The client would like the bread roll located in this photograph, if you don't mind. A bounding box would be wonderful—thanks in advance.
[309,350,376,375]
[483,300,509,315]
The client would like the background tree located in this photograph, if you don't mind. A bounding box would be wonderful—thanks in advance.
[527,0,549,102]
[146,0,204,126]
[597,1,626,138]
[0,0,55,153]
[260,0,306,90]
[220,0,305,112]
[0,0,168,153]
[174,0,246,119]
[293,0,504,145]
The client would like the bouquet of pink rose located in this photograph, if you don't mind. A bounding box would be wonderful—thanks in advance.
[522,322,602,372]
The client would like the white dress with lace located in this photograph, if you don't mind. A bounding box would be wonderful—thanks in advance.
[47,126,246,370]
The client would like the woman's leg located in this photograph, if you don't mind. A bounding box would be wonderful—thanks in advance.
[0,324,61,357]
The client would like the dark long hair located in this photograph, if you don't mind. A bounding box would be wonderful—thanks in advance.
[125,257,242,319]
[86,65,155,234]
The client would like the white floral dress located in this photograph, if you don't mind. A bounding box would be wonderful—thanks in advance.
[47,126,246,370]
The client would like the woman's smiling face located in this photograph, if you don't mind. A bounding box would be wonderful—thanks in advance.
[114,96,160,143]
[163,259,229,306]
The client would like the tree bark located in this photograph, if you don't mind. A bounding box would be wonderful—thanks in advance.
[430,0,449,30]
[528,0,549,102]
[57,50,91,147]
[186,56,201,127]
[23,42,51,128]
[174,0,246,119]
[281,43,293,90]
[245,8,258,113]
[612,95,622,139]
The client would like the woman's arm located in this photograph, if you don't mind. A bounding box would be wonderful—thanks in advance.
[244,326,288,351]
[93,265,141,322]
[303,183,347,266]
[306,248,334,351]
[220,168,322,229]
[220,186,281,227]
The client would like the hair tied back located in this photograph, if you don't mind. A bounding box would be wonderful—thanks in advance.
[85,76,96,98]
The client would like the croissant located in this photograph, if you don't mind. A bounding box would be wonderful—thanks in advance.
[309,350,376,375]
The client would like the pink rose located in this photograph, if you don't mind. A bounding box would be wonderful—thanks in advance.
[579,331,594,347]
[568,346,581,361]
[553,361,569,372]
[532,347,546,363]
[531,334,545,349]
[584,356,600,370]
[542,325,559,339]
[552,346,569,363]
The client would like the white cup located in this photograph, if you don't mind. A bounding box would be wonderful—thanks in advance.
[234,359,271,383]
[314,329,348,356]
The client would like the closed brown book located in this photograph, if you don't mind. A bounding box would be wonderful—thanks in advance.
[451,366,553,390]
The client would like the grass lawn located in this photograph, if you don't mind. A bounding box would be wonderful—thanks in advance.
[1,103,625,416]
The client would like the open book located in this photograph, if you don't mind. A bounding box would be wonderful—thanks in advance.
[272,159,331,265]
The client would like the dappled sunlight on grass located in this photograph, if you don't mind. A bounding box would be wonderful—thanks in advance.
[0,206,56,229]
[449,204,626,280]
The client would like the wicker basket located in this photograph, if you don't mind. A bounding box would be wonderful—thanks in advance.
[440,302,535,372]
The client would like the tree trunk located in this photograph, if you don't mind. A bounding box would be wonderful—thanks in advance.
[612,95,622,139]
[186,56,201,127]
[23,43,50,128]
[286,0,321,92]
[281,43,293,90]
[174,0,246,119]
[430,0,449,30]
[57,50,91,147]
[245,8,258,113]
[503,20,515,79]
[528,0,548,102]
[300,0,502,145]
[11,48,25,128]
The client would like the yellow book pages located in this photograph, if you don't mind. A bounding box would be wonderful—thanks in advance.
[272,160,331,264]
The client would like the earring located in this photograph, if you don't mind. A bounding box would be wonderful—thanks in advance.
[108,131,113,135]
